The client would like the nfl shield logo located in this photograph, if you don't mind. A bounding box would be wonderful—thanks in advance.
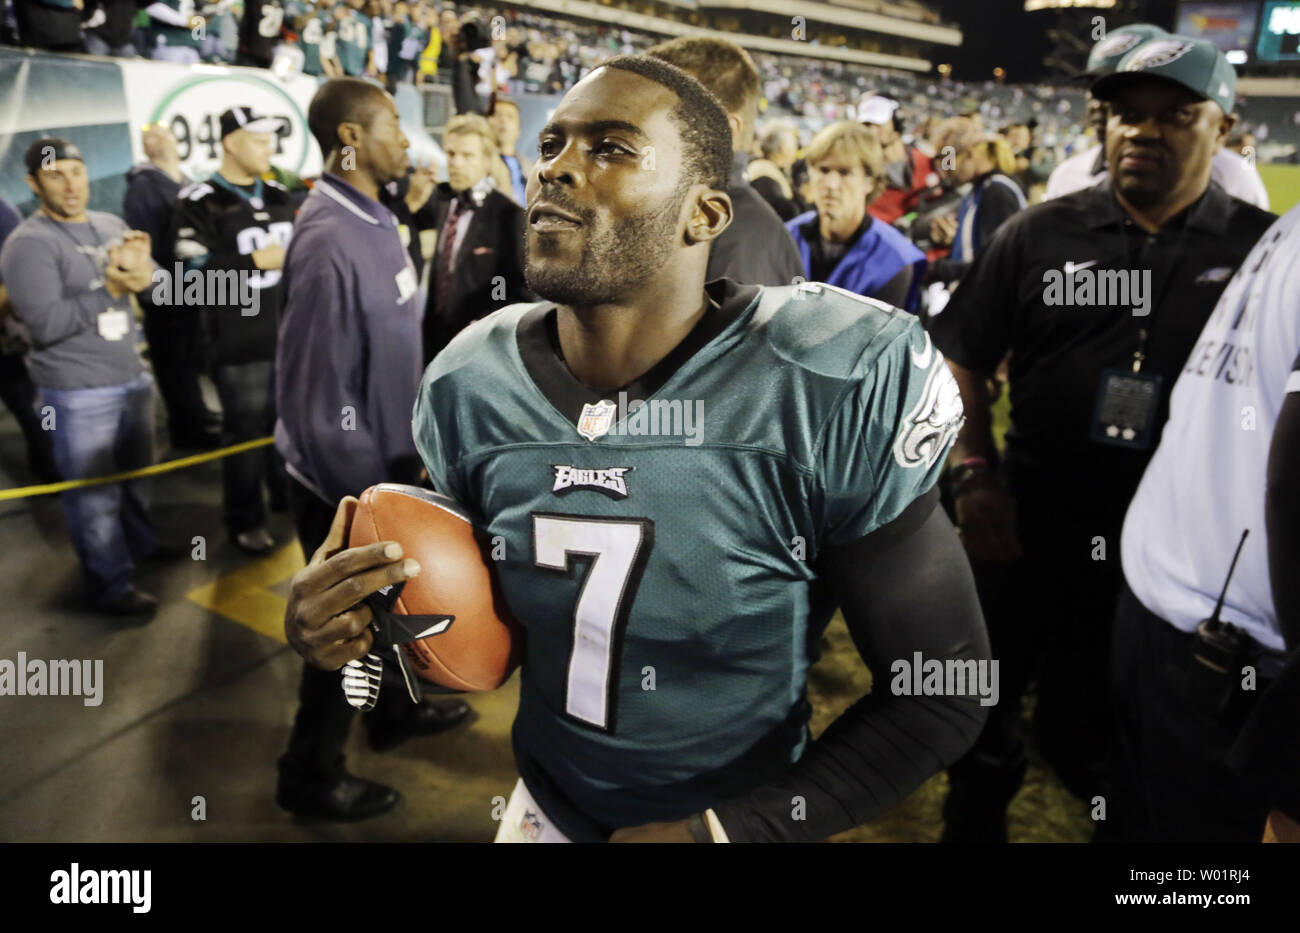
[577,399,617,441]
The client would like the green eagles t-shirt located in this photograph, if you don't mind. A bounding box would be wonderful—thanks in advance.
[334,10,370,76]
[411,280,963,841]
[293,8,333,75]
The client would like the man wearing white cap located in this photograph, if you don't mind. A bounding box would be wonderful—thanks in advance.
[858,95,940,226]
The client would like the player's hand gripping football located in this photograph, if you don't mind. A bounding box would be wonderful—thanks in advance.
[284,496,422,670]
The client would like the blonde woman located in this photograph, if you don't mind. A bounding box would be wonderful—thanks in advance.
[927,117,1026,284]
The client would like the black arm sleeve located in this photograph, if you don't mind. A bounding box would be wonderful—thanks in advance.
[1226,650,1300,822]
[1266,387,1300,651]
[872,262,914,311]
[1224,382,1300,821]
[711,487,991,842]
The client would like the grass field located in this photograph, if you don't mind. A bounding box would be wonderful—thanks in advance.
[1261,162,1300,215]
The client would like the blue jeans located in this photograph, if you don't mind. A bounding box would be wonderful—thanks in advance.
[40,373,157,604]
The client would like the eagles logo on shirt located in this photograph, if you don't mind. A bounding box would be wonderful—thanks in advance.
[893,334,964,470]
[1124,39,1195,72]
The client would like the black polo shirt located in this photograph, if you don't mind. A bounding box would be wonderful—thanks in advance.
[929,180,1275,517]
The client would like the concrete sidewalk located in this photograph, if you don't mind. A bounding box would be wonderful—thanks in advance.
[0,415,519,843]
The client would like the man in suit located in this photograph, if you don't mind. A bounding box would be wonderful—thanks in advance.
[423,113,529,364]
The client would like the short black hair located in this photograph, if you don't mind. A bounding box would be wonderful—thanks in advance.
[307,78,390,158]
[599,55,731,191]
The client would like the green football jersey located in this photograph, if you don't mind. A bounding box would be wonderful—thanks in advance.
[295,10,328,75]
[334,10,370,76]
[411,280,962,841]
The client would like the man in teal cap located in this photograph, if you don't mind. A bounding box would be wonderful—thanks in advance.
[1045,26,1268,208]
[931,32,1276,841]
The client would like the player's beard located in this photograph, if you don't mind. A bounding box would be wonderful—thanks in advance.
[524,182,687,306]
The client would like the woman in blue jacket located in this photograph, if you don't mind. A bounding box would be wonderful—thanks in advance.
[925,118,1027,286]
[786,121,927,312]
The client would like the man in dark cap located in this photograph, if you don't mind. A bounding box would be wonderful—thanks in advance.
[0,139,164,618]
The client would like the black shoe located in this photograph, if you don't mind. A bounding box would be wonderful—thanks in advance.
[276,769,400,821]
[233,528,276,555]
[96,589,158,619]
[367,699,474,752]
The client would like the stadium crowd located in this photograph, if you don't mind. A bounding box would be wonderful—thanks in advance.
[0,11,1297,846]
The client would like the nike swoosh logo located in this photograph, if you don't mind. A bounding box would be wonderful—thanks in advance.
[1064,260,1098,275]
[413,616,455,639]
[911,332,934,370]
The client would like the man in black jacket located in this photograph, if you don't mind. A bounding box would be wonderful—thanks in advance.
[423,113,528,363]
[648,37,803,288]
[124,123,215,450]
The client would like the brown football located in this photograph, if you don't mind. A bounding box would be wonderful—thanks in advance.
[348,483,521,691]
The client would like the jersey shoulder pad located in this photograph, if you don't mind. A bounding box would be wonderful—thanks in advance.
[754,282,917,382]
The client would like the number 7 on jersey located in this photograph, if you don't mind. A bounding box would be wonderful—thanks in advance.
[532,514,654,733]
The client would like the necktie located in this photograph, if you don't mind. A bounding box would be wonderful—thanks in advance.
[433,196,465,318]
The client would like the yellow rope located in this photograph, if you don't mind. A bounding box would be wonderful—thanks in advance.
[0,436,274,501]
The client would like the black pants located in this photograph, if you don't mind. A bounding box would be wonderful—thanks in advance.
[141,302,212,447]
[280,476,418,779]
[212,360,287,535]
[1106,585,1274,842]
[0,352,59,483]
[946,509,1123,814]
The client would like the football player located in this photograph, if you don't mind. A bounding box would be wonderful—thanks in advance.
[284,56,990,842]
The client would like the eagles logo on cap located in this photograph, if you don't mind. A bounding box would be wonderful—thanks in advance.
[1094,33,1143,61]
[1124,39,1197,72]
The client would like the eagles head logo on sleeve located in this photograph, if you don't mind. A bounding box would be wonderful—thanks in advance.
[893,333,965,470]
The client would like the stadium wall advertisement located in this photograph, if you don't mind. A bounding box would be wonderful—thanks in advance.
[0,47,322,217]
